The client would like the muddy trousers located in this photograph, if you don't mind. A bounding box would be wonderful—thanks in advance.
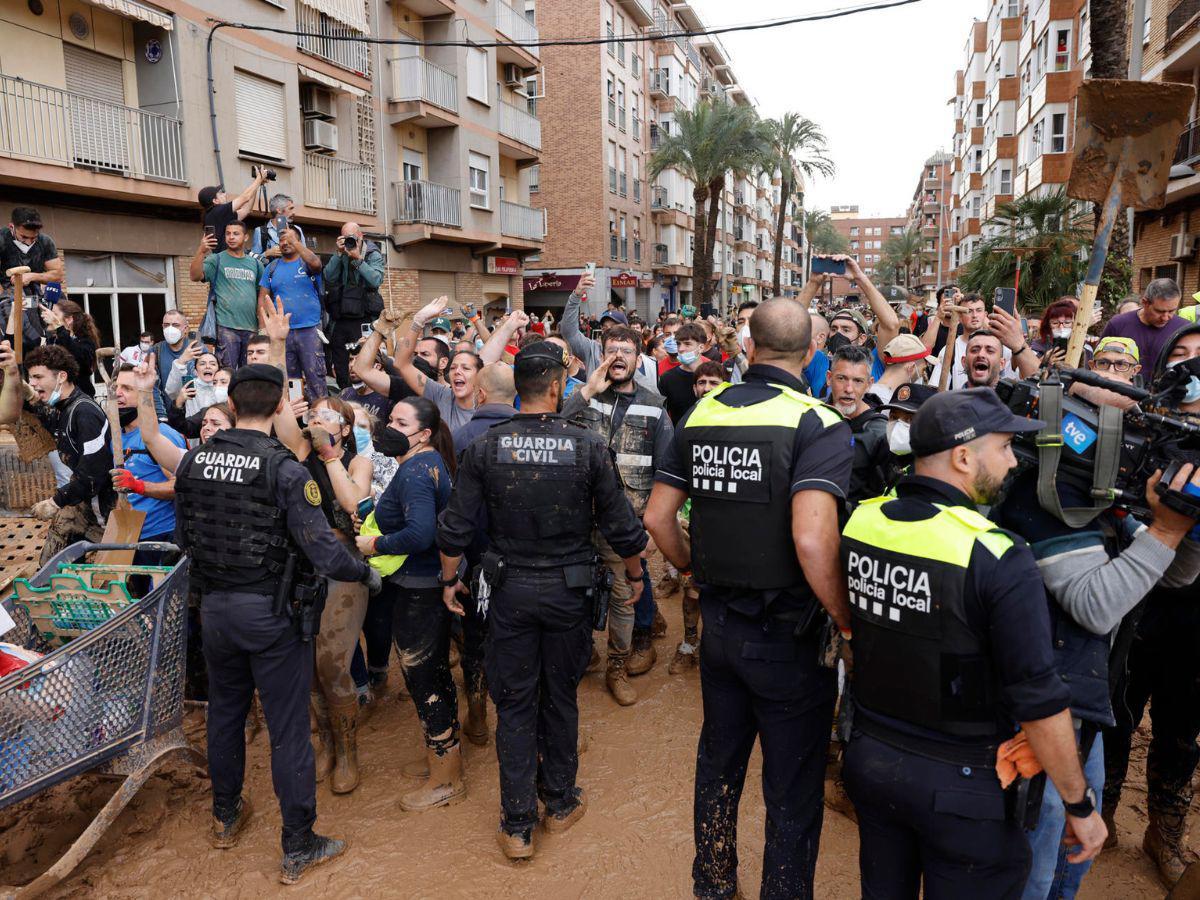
[597,533,636,654]
[460,586,489,700]
[1103,596,1200,826]
[201,590,316,853]
[843,731,1030,900]
[314,568,369,707]
[692,591,835,900]
[389,582,459,750]
[486,568,592,835]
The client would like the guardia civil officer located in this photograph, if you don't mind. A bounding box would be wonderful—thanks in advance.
[435,341,647,861]
[644,299,855,900]
[173,363,382,885]
[839,388,1107,899]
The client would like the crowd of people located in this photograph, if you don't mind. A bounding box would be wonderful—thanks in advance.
[5,185,1200,898]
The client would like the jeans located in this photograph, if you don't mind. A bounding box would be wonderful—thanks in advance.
[633,558,656,630]
[390,582,458,751]
[285,326,329,401]
[216,325,254,370]
[363,590,393,674]
[1022,731,1105,899]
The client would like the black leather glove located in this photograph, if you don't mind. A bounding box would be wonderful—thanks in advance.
[362,565,383,596]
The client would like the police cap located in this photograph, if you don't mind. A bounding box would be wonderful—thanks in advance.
[228,363,285,392]
[514,340,569,369]
[880,382,938,415]
[910,387,1042,457]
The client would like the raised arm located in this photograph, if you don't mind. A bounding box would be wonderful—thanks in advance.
[841,255,899,349]
[354,313,398,396]
[310,426,370,513]
[560,275,598,365]
[291,229,322,273]
[395,297,451,394]
[796,270,830,309]
[189,232,216,282]
[479,310,529,365]
[0,340,24,424]
[230,169,267,219]
[132,359,185,473]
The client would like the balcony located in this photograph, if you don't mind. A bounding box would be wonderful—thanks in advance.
[654,243,669,266]
[304,152,376,216]
[498,98,541,152]
[387,56,458,118]
[1168,0,1200,43]
[297,1,370,77]
[0,74,186,184]
[617,0,654,27]
[500,200,546,242]
[495,0,540,63]
[651,186,668,209]
[649,69,668,98]
[1177,119,1200,166]
[649,123,662,150]
[393,179,461,228]
[649,7,669,36]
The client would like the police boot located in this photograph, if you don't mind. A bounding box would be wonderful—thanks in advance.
[1145,808,1199,887]
[1102,805,1118,850]
[399,742,466,812]
[328,700,360,795]
[209,796,253,849]
[279,832,347,885]
[626,628,657,677]
[606,652,637,706]
[463,691,489,747]
[310,694,335,783]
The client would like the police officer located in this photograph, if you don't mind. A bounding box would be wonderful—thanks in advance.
[435,340,646,861]
[644,299,855,900]
[839,388,1107,898]
[173,363,381,885]
[877,382,938,493]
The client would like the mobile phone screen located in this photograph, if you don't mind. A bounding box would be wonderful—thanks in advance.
[356,496,375,518]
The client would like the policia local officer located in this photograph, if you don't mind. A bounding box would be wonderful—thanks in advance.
[435,340,646,861]
[173,363,382,884]
[839,388,1107,898]
[644,299,855,900]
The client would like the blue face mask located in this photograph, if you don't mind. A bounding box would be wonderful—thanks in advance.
[353,425,372,455]
[678,349,700,366]
[48,376,65,406]
[663,336,678,355]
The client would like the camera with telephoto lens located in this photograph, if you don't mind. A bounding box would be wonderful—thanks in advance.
[343,236,357,251]
[254,164,277,181]
[994,357,1200,520]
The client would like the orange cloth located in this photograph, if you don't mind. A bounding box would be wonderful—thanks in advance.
[995,729,1044,789]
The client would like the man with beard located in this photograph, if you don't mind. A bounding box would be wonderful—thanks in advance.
[841,389,1107,897]
[927,294,1038,389]
[566,325,673,704]
[826,345,890,504]
[960,329,1007,389]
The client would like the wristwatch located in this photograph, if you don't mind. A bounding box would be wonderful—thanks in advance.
[437,572,460,588]
[1063,786,1097,818]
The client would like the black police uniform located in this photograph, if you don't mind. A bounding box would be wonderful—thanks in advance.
[654,363,853,900]
[436,402,646,839]
[174,419,370,853]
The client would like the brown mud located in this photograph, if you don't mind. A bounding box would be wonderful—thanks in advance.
[0,565,1180,899]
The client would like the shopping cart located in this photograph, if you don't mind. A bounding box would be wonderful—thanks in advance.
[0,541,202,899]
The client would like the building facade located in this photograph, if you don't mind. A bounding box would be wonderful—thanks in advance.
[905,151,955,297]
[827,206,907,301]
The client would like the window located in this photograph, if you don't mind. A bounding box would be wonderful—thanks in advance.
[402,148,423,182]
[1054,28,1070,71]
[524,0,535,24]
[607,79,616,125]
[529,164,540,193]
[973,149,983,173]
[620,214,628,260]
[850,240,859,250]
[616,15,626,65]
[1050,112,1067,153]
[632,51,640,77]
[975,102,984,127]
[632,95,640,139]
[633,154,641,201]
[1031,119,1043,159]
[605,3,615,57]
[849,227,859,236]
[467,47,488,104]
[1144,0,1151,45]
[618,149,627,197]
[634,216,642,263]
[610,211,618,259]
[618,82,626,131]
[469,152,490,207]
[608,140,617,193]
[234,71,287,161]
[999,166,1012,195]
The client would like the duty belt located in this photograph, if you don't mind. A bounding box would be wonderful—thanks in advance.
[856,713,1000,769]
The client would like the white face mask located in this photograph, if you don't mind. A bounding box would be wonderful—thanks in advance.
[163,325,182,345]
[13,239,33,254]
[738,324,751,352]
[886,418,912,455]
[212,386,228,403]
[1051,325,1072,340]
[139,341,152,352]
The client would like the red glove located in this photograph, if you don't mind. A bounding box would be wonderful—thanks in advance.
[113,468,146,495]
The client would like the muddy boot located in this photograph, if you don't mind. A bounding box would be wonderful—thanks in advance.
[402,755,430,779]
[1145,809,1199,887]
[655,571,680,595]
[543,787,588,834]
[464,692,489,747]
[400,742,467,812]
[310,694,335,783]
[586,645,602,673]
[496,826,535,860]
[651,607,668,640]
[668,635,699,675]
[606,651,637,706]
[1102,805,1118,850]
[328,701,360,795]
[368,666,389,697]
[209,796,252,849]
[626,628,657,677]
[279,832,347,885]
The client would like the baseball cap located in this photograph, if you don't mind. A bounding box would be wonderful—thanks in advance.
[880,285,909,305]
[197,185,223,209]
[831,309,870,335]
[910,388,1043,457]
[515,340,570,369]
[880,382,938,415]
[1094,335,1139,361]
[881,334,932,365]
[428,316,452,334]
[228,363,284,391]
[600,309,629,326]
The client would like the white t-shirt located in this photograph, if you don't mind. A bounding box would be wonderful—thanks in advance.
[927,335,1016,390]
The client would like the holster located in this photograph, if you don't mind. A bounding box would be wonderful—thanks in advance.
[272,554,298,620]
[480,549,507,592]
[294,572,327,643]
[579,556,612,632]
[1005,772,1046,830]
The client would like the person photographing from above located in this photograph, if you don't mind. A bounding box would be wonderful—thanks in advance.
[324,221,385,389]
[198,169,270,253]
[257,228,326,402]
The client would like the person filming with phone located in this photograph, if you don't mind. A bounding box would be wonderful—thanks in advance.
[251,194,305,260]
[258,228,326,402]
[324,222,385,390]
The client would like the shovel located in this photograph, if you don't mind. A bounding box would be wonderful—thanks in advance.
[5,265,30,364]
[936,304,970,392]
[93,348,145,573]
[1064,79,1196,367]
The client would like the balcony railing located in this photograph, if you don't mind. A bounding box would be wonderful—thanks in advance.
[499,98,541,149]
[500,200,545,241]
[649,69,668,97]
[495,0,539,57]
[650,7,669,36]
[0,74,185,183]
[304,152,376,215]
[1168,0,1200,41]
[651,186,668,209]
[387,56,458,113]
[1177,119,1200,166]
[393,179,461,227]
[297,3,370,76]
[654,243,668,266]
[649,124,662,150]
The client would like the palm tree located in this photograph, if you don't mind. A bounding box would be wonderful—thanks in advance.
[649,99,761,311]
[958,188,1091,313]
[880,226,927,288]
[762,114,834,296]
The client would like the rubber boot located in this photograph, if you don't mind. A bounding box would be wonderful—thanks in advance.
[606,651,637,706]
[1102,805,1118,850]
[310,694,335,783]
[626,628,657,677]
[464,692,489,747]
[328,700,360,795]
[399,742,467,811]
[279,832,347,885]
[1145,808,1199,887]
[402,755,430,778]
[210,796,253,849]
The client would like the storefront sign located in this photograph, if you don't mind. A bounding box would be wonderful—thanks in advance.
[523,273,581,294]
[487,256,521,275]
[610,272,639,289]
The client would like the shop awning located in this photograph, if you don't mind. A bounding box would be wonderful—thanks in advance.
[84,0,172,30]
[298,64,367,97]
[298,0,368,34]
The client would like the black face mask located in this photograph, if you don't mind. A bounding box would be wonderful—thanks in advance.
[825,332,851,355]
[373,425,410,458]
[118,407,139,428]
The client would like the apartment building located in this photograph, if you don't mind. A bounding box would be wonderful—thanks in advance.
[906,151,955,296]
[0,0,544,356]
[947,0,1088,279]
[1131,0,1200,301]
[828,206,907,301]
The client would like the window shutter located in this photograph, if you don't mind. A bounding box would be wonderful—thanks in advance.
[234,71,287,161]
[419,272,457,304]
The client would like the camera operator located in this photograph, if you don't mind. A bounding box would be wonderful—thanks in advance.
[324,222,385,389]
[198,168,270,253]
[251,194,306,260]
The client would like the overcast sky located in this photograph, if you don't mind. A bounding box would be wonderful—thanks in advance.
[688,0,981,218]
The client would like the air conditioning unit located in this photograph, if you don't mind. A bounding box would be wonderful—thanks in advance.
[503,63,524,87]
[1171,233,1196,260]
[301,84,336,120]
[303,119,338,154]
